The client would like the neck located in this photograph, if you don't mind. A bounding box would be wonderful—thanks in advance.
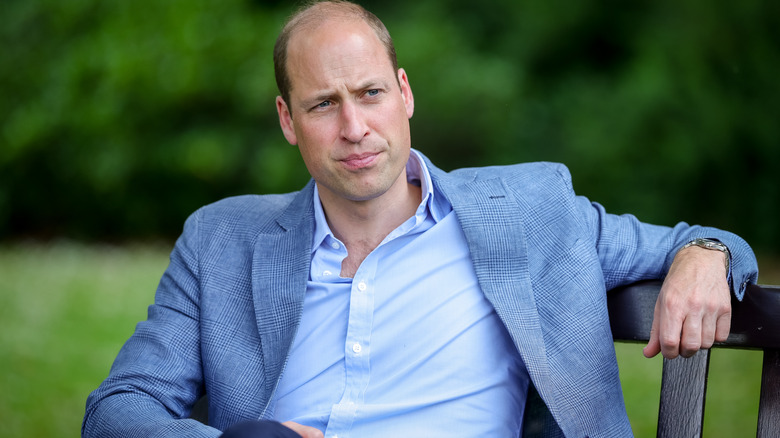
[318,172,422,277]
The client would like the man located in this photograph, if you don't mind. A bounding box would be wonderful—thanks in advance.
[83,1,758,437]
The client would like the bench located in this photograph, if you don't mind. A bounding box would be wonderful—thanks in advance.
[192,281,780,436]
[606,280,780,437]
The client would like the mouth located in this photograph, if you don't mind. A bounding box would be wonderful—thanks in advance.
[339,151,380,171]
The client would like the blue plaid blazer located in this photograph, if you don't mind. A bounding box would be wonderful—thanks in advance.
[83,153,758,437]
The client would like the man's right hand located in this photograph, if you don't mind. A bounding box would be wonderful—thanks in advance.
[282,421,324,438]
[221,420,323,438]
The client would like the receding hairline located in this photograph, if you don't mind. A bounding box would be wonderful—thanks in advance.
[274,1,399,107]
[284,1,374,37]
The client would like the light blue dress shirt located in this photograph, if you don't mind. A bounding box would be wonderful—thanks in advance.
[272,150,530,437]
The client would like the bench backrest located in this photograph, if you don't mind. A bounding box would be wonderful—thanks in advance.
[608,281,780,437]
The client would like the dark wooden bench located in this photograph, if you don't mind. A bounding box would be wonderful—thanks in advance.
[192,281,780,436]
[607,280,780,437]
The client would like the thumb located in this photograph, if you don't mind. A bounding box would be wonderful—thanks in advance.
[282,421,324,438]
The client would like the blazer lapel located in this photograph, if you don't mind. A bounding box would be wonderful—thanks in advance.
[251,182,315,403]
[433,168,558,410]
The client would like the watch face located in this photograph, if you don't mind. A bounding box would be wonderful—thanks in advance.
[703,240,726,251]
[684,239,730,272]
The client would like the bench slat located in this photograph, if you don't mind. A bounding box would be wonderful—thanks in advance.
[657,350,709,438]
[758,348,780,438]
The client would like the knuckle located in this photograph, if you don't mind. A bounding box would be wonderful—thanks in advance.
[661,294,683,312]
[662,348,679,360]
[682,340,701,353]
[688,299,705,313]
[660,335,678,350]
[708,300,728,314]
[715,330,730,342]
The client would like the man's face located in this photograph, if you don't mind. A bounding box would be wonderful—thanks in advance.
[276,18,414,205]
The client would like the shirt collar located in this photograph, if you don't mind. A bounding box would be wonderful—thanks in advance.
[311,148,449,253]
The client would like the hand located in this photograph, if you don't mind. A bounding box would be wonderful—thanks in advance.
[643,246,731,359]
[282,421,324,438]
[220,420,323,438]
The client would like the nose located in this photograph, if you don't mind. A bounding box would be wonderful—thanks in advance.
[339,102,369,144]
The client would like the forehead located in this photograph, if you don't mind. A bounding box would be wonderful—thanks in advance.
[285,18,395,98]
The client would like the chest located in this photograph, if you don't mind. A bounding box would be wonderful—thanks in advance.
[271,211,529,436]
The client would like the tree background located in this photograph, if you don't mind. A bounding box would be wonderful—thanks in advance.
[1,2,778,437]
[2,0,778,256]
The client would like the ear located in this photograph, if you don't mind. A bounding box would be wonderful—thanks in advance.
[397,68,414,119]
[276,96,298,145]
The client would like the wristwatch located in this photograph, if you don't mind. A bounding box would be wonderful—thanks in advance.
[680,238,731,273]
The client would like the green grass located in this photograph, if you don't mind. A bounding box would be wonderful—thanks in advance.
[0,242,777,437]
[0,242,169,438]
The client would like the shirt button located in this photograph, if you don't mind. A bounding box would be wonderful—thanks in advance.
[357,281,367,291]
[323,270,333,276]
[352,343,362,354]
[331,242,340,250]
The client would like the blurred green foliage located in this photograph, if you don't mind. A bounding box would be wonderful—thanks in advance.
[2,0,779,254]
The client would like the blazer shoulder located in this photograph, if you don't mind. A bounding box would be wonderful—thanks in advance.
[444,161,574,191]
[506,161,573,192]
[201,192,299,215]
[189,191,307,237]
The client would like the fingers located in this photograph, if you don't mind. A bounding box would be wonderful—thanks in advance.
[282,421,324,438]
[642,331,661,358]
[679,290,732,356]
[659,304,684,359]
[657,314,730,359]
[700,309,718,349]
[679,316,702,358]
[647,292,731,360]
[643,303,662,358]
[298,429,324,438]
[714,310,732,343]
[221,420,321,438]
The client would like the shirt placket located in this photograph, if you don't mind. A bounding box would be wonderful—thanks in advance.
[325,254,378,438]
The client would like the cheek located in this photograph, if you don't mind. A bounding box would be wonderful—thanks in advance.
[297,145,322,178]
[295,130,330,173]
[385,108,411,140]
[297,139,320,161]
[296,118,334,146]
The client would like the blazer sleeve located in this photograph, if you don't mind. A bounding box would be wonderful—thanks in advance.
[552,165,760,300]
[82,210,221,438]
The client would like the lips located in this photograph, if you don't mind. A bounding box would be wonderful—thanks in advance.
[339,151,379,170]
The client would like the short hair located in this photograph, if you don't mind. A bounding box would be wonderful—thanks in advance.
[273,1,399,108]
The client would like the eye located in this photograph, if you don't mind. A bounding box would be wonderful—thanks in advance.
[315,100,331,109]
[366,89,380,97]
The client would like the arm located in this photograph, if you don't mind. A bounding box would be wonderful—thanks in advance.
[570,184,758,360]
[82,211,221,438]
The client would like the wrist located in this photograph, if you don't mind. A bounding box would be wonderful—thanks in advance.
[679,238,731,275]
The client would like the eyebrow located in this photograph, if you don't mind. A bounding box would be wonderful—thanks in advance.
[299,78,391,109]
[300,93,335,110]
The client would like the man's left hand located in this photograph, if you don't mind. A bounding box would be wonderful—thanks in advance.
[643,246,731,359]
